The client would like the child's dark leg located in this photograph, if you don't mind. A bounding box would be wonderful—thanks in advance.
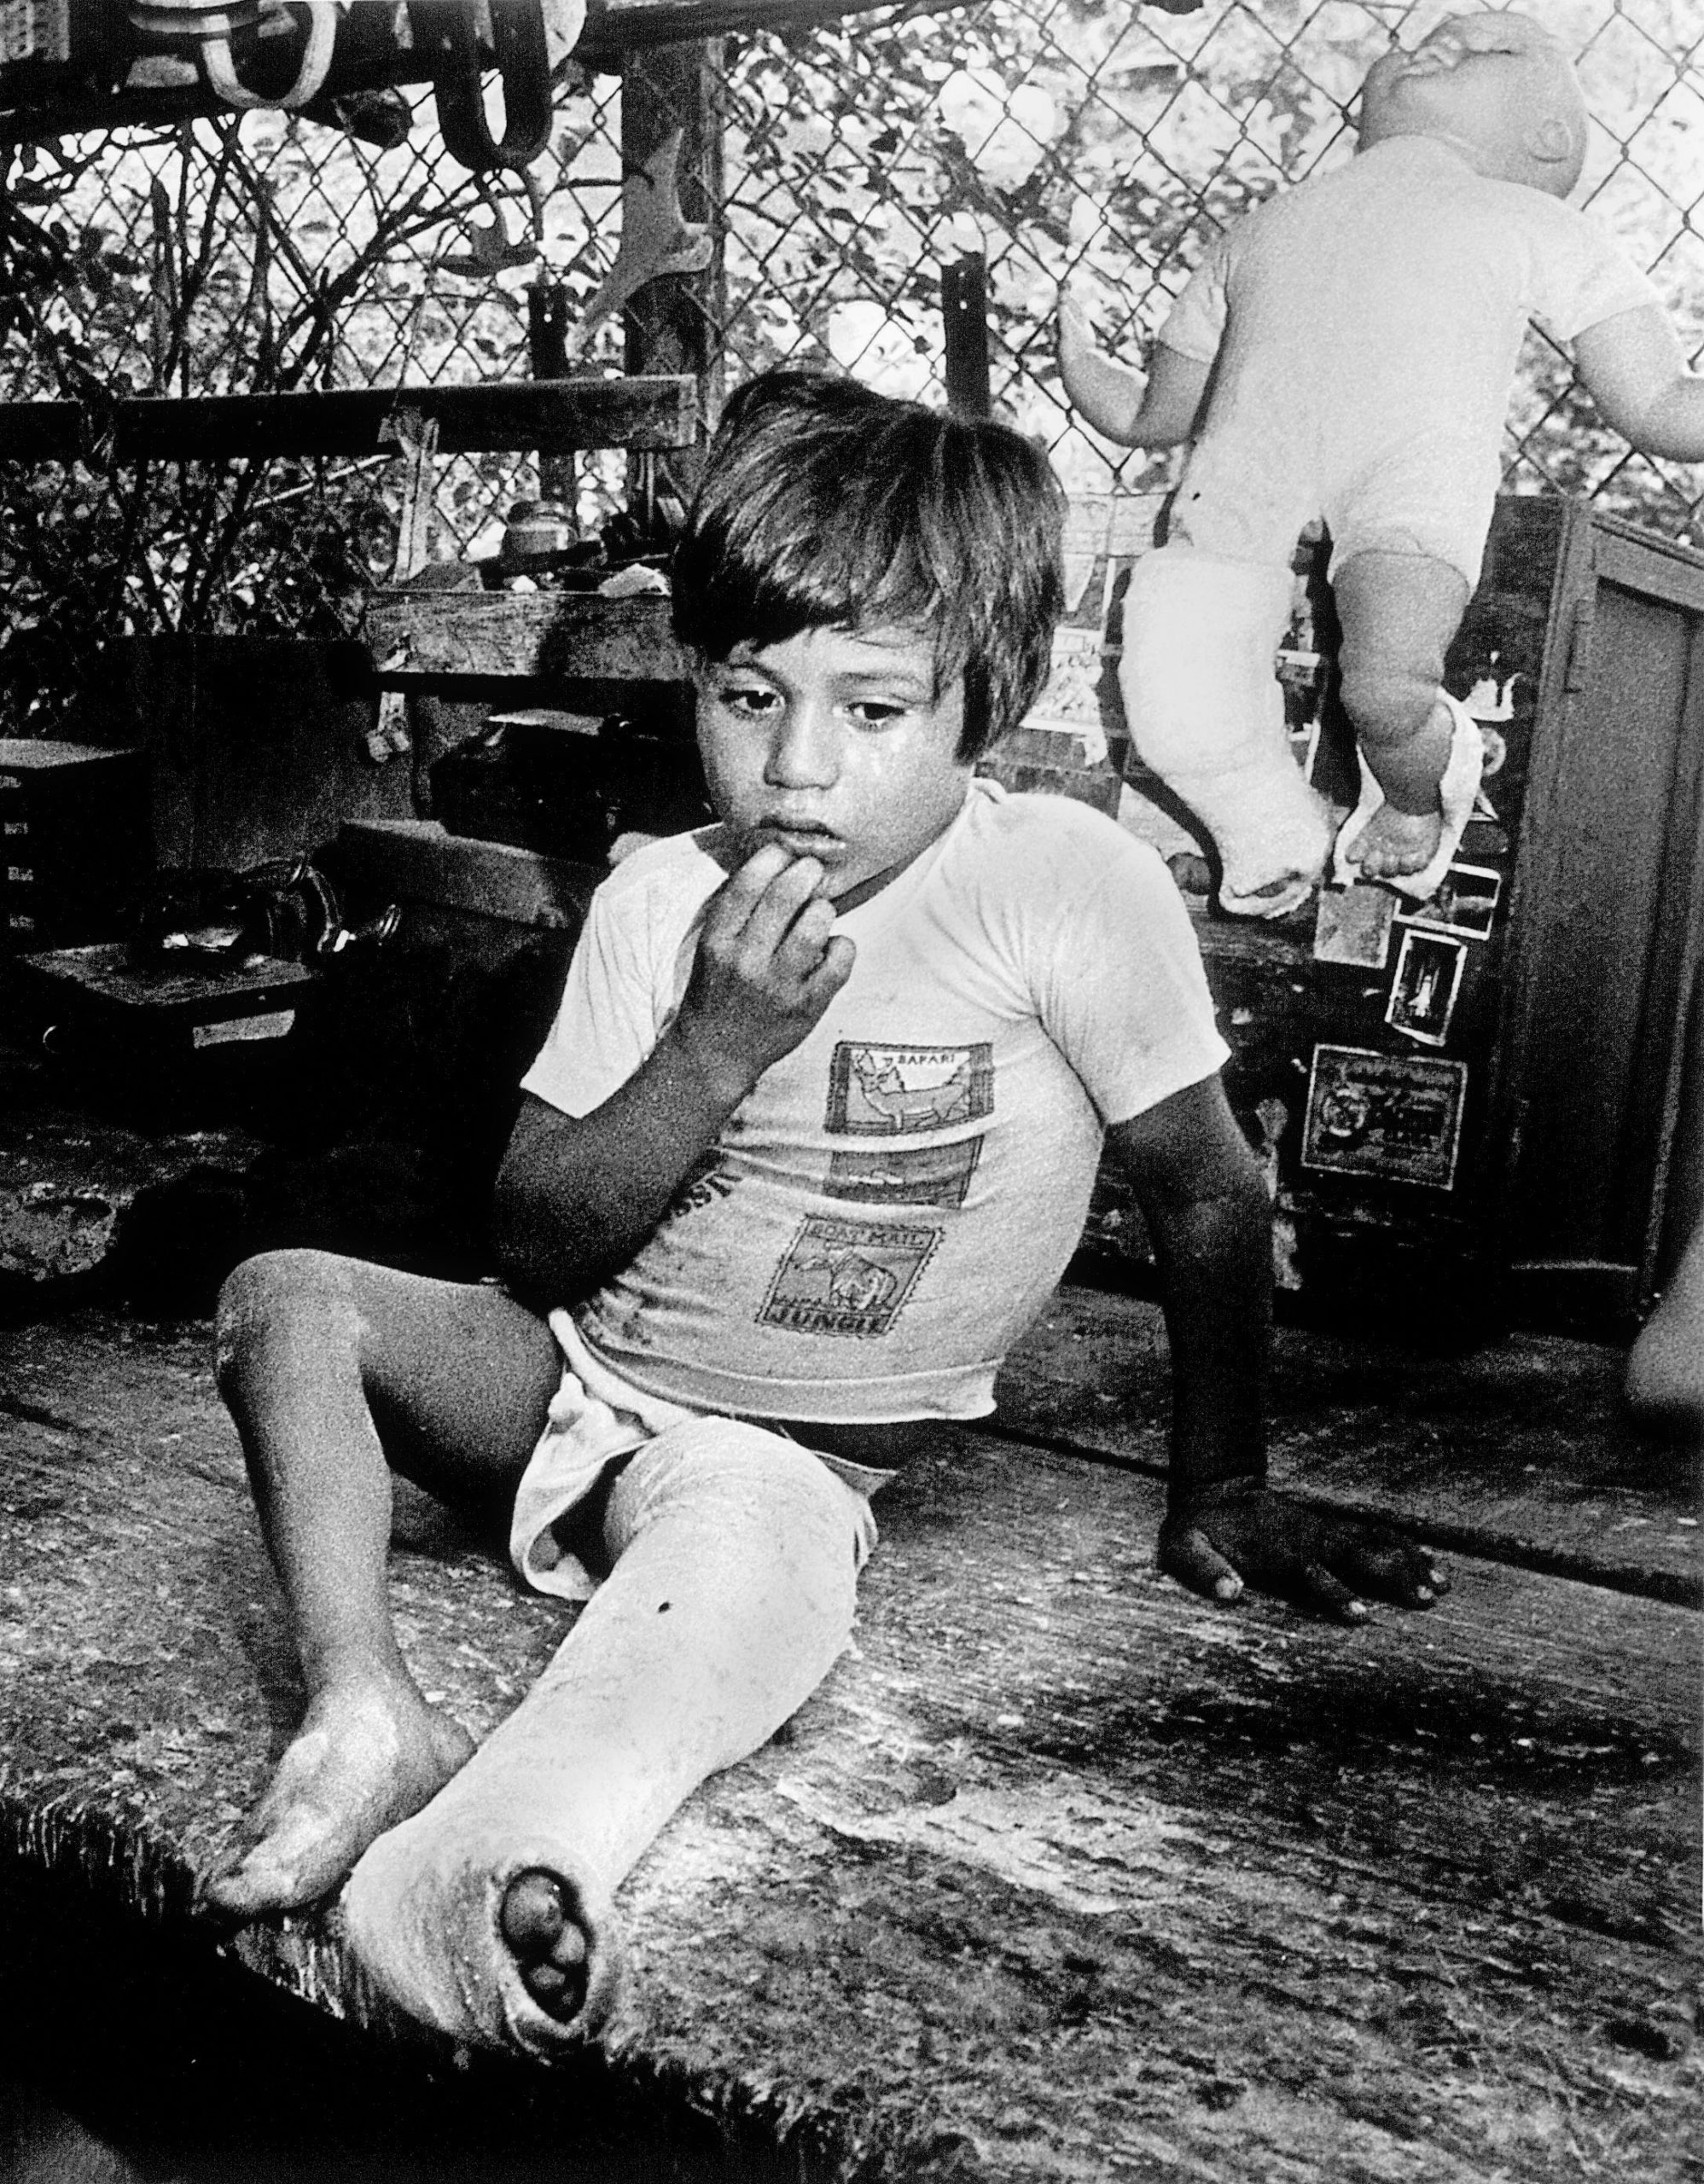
[340,1419,873,2052]
[1333,549,1472,880]
[205,1249,562,1918]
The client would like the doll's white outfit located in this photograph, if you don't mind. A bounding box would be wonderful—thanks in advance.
[341,781,1230,2053]
[1127,134,1660,912]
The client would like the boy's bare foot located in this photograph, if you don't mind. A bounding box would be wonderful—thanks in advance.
[500,1868,594,2019]
[1343,802,1443,880]
[202,1677,474,1918]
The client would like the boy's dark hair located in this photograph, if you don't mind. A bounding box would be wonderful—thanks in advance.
[672,369,1066,761]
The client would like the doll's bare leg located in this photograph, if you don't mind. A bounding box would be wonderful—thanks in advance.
[1333,550,1471,880]
[340,1420,872,2053]
[204,1251,562,1917]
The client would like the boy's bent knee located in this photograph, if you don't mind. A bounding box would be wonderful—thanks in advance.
[214,1248,359,1394]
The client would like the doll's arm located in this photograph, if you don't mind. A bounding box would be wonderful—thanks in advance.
[1058,293,1210,448]
[1573,303,1704,462]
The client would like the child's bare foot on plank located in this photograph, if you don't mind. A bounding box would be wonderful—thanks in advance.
[202,1676,474,1916]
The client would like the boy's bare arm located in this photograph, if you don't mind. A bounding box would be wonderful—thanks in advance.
[1107,1077,1446,1622]
[1573,303,1704,462]
[1106,1077,1270,1491]
[1057,297,1209,448]
[493,846,852,1304]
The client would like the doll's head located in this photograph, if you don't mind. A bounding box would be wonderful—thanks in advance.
[1358,11,1589,199]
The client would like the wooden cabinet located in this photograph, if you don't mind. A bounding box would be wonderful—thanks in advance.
[1492,504,1704,1328]
[0,740,149,954]
[1010,493,1704,1335]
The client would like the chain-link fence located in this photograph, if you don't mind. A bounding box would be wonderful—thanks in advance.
[1,0,1699,736]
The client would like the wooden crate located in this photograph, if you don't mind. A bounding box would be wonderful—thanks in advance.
[0,741,150,954]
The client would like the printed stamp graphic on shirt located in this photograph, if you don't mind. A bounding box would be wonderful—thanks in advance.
[828,1042,993,1136]
[1300,1044,1468,1191]
[757,1217,941,1337]
[823,1136,983,1207]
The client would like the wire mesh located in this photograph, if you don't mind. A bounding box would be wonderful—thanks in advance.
[0,0,1698,739]
[717,0,1704,538]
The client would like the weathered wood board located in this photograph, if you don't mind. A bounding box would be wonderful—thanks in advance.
[0,1048,263,1293]
[364,591,686,689]
[0,380,699,466]
[999,1284,1702,1606]
[0,1308,1697,2182]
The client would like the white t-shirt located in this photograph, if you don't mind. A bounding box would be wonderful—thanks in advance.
[521,779,1230,1424]
[1157,135,1662,571]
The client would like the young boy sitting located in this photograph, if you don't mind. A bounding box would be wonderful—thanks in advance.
[204,370,1445,2055]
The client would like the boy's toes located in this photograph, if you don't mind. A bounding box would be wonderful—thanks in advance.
[501,1868,590,2019]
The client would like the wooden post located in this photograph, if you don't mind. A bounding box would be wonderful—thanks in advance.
[941,253,992,421]
[619,38,724,518]
[527,277,579,508]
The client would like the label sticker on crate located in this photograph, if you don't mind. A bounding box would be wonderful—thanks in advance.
[1312,884,1397,968]
[1301,1044,1468,1191]
[1393,863,1502,943]
[192,1009,297,1049]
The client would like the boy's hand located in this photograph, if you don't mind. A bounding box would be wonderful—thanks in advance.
[673,845,855,1101]
[1159,1477,1447,1623]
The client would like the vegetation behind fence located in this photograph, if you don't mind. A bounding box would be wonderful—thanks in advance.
[0,0,1698,735]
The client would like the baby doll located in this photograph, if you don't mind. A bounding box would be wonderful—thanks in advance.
[1060,10,1704,915]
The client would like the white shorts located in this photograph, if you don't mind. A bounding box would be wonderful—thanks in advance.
[510,1310,888,1602]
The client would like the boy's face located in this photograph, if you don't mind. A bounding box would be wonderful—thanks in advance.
[694,624,972,905]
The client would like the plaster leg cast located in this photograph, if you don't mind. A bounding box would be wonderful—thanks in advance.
[340,1418,875,2052]
[1121,544,1333,917]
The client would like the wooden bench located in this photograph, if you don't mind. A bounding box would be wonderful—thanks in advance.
[0,1299,1695,2179]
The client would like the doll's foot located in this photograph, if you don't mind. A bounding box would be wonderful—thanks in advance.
[202,1676,475,1918]
[1341,803,1443,881]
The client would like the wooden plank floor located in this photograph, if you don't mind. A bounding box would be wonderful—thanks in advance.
[0,1305,1698,2182]
[1001,1284,1701,1604]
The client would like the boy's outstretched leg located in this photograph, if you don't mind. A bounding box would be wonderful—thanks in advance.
[205,1250,563,1918]
[1331,549,1475,890]
[340,1419,874,2053]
